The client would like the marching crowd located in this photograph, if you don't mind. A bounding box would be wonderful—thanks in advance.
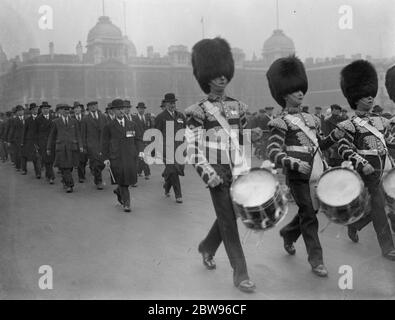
[2,36,395,295]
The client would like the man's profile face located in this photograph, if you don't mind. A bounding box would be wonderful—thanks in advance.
[284,91,304,108]
[166,102,176,112]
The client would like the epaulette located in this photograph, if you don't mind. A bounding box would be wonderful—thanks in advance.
[268,117,288,131]
[338,119,355,133]
[185,103,205,122]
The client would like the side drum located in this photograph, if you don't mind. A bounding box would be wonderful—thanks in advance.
[382,168,395,215]
[230,167,288,231]
[316,167,368,225]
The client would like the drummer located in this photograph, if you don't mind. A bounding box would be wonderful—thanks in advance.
[337,60,395,260]
[266,55,344,277]
[185,37,256,293]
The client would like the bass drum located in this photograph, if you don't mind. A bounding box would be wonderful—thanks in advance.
[230,167,288,231]
[382,168,395,214]
[316,167,368,225]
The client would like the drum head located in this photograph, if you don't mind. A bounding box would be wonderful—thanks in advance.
[231,169,277,207]
[382,168,395,199]
[316,168,362,207]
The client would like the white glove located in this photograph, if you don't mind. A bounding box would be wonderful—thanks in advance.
[104,159,110,167]
[138,152,145,158]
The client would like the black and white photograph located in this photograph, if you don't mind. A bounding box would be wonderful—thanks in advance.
[0,0,395,305]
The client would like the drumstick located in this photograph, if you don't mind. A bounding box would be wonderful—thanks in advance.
[108,166,116,183]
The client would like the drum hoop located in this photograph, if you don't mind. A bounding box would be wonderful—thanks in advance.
[382,167,395,198]
[317,166,365,207]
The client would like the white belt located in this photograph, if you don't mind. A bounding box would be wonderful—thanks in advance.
[286,146,315,154]
[357,149,386,156]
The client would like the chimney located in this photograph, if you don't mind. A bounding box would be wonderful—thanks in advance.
[76,41,83,62]
[49,42,54,60]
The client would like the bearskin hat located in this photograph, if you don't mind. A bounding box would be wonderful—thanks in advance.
[385,65,395,103]
[340,60,378,110]
[191,37,234,94]
[266,55,308,108]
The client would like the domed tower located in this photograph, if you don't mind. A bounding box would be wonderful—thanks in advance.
[123,35,137,60]
[262,29,295,65]
[86,16,126,64]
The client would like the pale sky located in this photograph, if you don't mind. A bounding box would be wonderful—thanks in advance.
[1,0,395,61]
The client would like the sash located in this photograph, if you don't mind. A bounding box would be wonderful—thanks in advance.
[202,101,249,176]
[284,114,325,210]
[353,116,393,172]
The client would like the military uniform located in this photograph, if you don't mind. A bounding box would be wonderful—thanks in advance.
[268,111,338,267]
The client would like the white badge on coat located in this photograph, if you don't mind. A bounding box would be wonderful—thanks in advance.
[177,118,184,124]
[126,130,135,138]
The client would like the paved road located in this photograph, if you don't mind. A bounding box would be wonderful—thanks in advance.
[0,160,394,300]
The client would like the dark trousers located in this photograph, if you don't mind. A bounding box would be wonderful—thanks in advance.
[9,143,15,164]
[78,157,88,180]
[115,185,130,206]
[163,165,182,198]
[280,179,323,267]
[0,141,7,160]
[61,168,74,188]
[138,158,150,176]
[89,158,104,185]
[14,144,22,169]
[21,157,41,176]
[44,161,55,180]
[350,176,394,254]
[328,158,343,167]
[199,183,249,286]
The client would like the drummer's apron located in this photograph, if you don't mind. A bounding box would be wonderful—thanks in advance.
[285,114,325,210]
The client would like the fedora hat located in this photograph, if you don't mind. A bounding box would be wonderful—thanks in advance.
[136,102,146,109]
[163,93,177,103]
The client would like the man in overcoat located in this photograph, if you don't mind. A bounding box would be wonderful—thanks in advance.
[102,99,144,212]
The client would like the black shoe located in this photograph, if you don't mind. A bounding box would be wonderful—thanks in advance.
[280,231,295,255]
[21,170,27,175]
[79,178,85,183]
[198,244,216,270]
[383,249,395,261]
[113,189,123,205]
[96,183,104,190]
[36,175,41,179]
[123,205,131,212]
[236,280,256,293]
[66,187,73,193]
[145,175,150,180]
[347,226,359,243]
[176,198,183,204]
[312,264,328,277]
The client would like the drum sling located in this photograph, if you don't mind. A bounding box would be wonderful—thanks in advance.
[202,101,250,177]
[353,117,393,176]
[284,114,325,210]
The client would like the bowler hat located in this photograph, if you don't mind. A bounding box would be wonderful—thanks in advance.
[56,104,70,110]
[163,93,177,103]
[29,103,38,110]
[123,100,131,108]
[87,101,98,107]
[137,102,146,109]
[111,99,124,109]
[40,101,51,108]
[105,102,112,111]
[15,105,24,112]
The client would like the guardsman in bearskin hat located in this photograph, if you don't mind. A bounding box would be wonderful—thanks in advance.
[266,55,344,277]
[132,102,154,179]
[21,103,41,177]
[47,104,83,193]
[71,102,88,183]
[184,37,256,293]
[8,105,25,172]
[81,101,107,190]
[36,102,56,184]
[101,99,144,212]
[337,60,395,260]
